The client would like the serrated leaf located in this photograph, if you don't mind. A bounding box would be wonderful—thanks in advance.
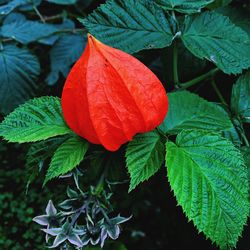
[46,34,86,86]
[45,136,89,183]
[231,71,250,123]
[126,131,164,192]
[155,0,214,14]
[159,91,232,134]
[0,96,71,143]
[166,130,249,248]
[80,0,173,54]
[0,45,40,114]
[217,6,250,34]
[0,17,58,44]
[181,11,250,74]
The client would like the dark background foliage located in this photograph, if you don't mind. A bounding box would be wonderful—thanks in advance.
[0,0,249,249]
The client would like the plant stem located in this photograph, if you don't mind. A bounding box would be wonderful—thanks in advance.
[173,42,179,86]
[33,5,46,23]
[179,68,219,89]
[242,132,250,147]
[211,79,227,106]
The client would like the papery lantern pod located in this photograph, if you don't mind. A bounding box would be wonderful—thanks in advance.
[62,34,168,151]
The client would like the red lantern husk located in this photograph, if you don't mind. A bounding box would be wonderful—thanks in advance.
[62,34,168,151]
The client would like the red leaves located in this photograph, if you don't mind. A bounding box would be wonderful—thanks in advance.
[62,35,168,151]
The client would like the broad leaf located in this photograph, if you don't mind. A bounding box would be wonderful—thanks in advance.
[0,17,58,44]
[231,72,250,123]
[155,0,213,14]
[166,130,249,248]
[159,91,232,134]
[0,96,71,142]
[181,11,250,74]
[126,131,164,192]
[217,7,250,34]
[45,136,89,183]
[80,0,173,54]
[0,45,40,114]
[46,34,86,86]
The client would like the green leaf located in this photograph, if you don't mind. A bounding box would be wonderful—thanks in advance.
[126,131,164,192]
[0,96,71,143]
[45,136,89,183]
[181,11,250,74]
[25,136,68,187]
[155,0,214,14]
[217,6,250,34]
[231,71,250,123]
[0,45,40,114]
[80,0,173,54]
[46,34,86,86]
[166,130,249,248]
[0,17,58,44]
[47,0,77,4]
[159,91,232,134]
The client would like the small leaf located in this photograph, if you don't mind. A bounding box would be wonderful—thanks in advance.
[126,131,164,192]
[181,11,250,74]
[0,96,71,143]
[45,136,89,183]
[46,34,86,86]
[155,0,214,14]
[0,45,40,114]
[159,91,232,134]
[231,71,250,123]
[80,0,173,54]
[166,130,249,248]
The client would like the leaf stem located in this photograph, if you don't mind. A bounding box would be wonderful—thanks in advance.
[211,79,227,106]
[33,5,46,23]
[242,132,250,147]
[173,42,179,87]
[179,68,219,89]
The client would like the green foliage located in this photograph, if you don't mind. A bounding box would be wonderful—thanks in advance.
[0,0,27,15]
[0,45,40,114]
[0,96,71,143]
[80,0,173,54]
[26,136,68,186]
[231,71,250,123]
[126,131,165,192]
[159,91,232,134]
[46,34,86,85]
[208,0,232,9]
[0,15,58,44]
[45,136,89,183]
[155,0,214,14]
[166,130,249,249]
[181,11,250,74]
